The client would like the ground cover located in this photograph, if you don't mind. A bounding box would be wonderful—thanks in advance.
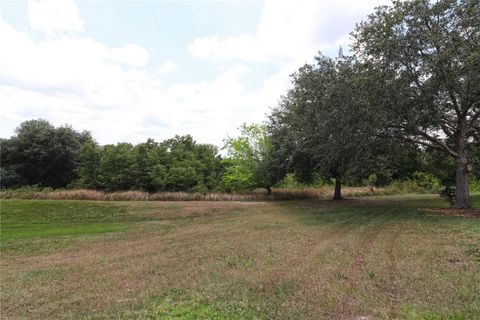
[1,195,479,319]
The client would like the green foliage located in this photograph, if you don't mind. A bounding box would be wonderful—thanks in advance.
[367,173,378,187]
[411,172,441,191]
[268,54,389,199]
[96,143,136,191]
[352,0,480,208]
[222,123,283,193]
[221,162,256,192]
[276,173,330,189]
[389,171,441,194]
[75,135,224,193]
[1,119,225,193]
[0,164,21,189]
[470,178,480,192]
[0,119,91,189]
[75,139,101,189]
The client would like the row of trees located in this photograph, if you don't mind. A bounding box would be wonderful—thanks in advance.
[2,117,475,201]
[1,120,225,193]
[0,119,287,193]
[75,136,224,192]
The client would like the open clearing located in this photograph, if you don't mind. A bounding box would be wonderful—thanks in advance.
[1,195,479,319]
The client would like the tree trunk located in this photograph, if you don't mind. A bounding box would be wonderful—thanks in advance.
[333,177,342,200]
[454,120,470,209]
[455,156,470,209]
[266,186,272,195]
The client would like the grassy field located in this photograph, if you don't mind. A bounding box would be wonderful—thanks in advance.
[1,195,479,319]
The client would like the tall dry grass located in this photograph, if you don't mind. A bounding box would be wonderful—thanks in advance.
[0,186,389,201]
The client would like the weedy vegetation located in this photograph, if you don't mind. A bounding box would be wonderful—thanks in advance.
[0,186,392,201]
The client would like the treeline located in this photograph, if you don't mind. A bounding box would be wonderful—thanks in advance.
[76,136,223,192]
[1,120,224,192]
[0,120,285,193]
[1,0,479,208]
[2,119,477,197]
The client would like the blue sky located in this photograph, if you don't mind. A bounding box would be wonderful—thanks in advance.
[0,0,389,146]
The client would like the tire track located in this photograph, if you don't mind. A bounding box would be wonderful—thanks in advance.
[385,222,404,318]
[334,214,391,319]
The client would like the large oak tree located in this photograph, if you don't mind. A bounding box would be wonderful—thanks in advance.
[269,54,386,200]
[353,0,480,208]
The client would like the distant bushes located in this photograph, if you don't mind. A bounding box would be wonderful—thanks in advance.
[276,173,333,189]
[0,119,91,189]
[277,171,447,194]
[388,172,441,194]
[470,178,480,192]
[4,174,476,202]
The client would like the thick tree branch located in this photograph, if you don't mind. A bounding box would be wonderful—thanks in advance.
[439,123,454,139]
[415,130,460,158]
[404,136,443,151]
[447,88,462,117]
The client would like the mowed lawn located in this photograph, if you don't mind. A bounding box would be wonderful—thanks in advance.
[1,196,479,320]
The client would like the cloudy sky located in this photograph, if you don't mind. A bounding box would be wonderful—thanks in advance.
[0,0,389,146]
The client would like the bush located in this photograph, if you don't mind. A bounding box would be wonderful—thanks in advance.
[470,177,480,192]
[389,171,441,193]
[276,173,330,189]
[439,185,456,207]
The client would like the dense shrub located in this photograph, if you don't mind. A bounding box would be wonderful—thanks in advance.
[470,178,480,192]
[389,171,441,194]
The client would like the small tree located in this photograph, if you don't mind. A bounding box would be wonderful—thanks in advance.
[222,124,282,194]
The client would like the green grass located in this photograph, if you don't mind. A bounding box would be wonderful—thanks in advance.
[1,195,479,319]
[135,290,262,320]
[0,200,133,240]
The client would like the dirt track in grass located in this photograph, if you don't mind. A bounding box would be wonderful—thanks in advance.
[1,196,480,319]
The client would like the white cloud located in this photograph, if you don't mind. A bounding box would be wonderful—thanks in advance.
[28,0,84,35]
[188,0,390,64]
[158,60,177,74]
[0,16,268,146]
[1,0,393,146]
[109,44,150,67]
[185,0,393,141]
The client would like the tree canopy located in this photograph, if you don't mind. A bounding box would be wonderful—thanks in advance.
[352,0,480,208]
[0,119,91,188]
[269,54,388,200]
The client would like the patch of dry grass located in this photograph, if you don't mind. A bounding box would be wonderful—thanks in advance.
[0,186,389,201]
[1,196,479,319]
